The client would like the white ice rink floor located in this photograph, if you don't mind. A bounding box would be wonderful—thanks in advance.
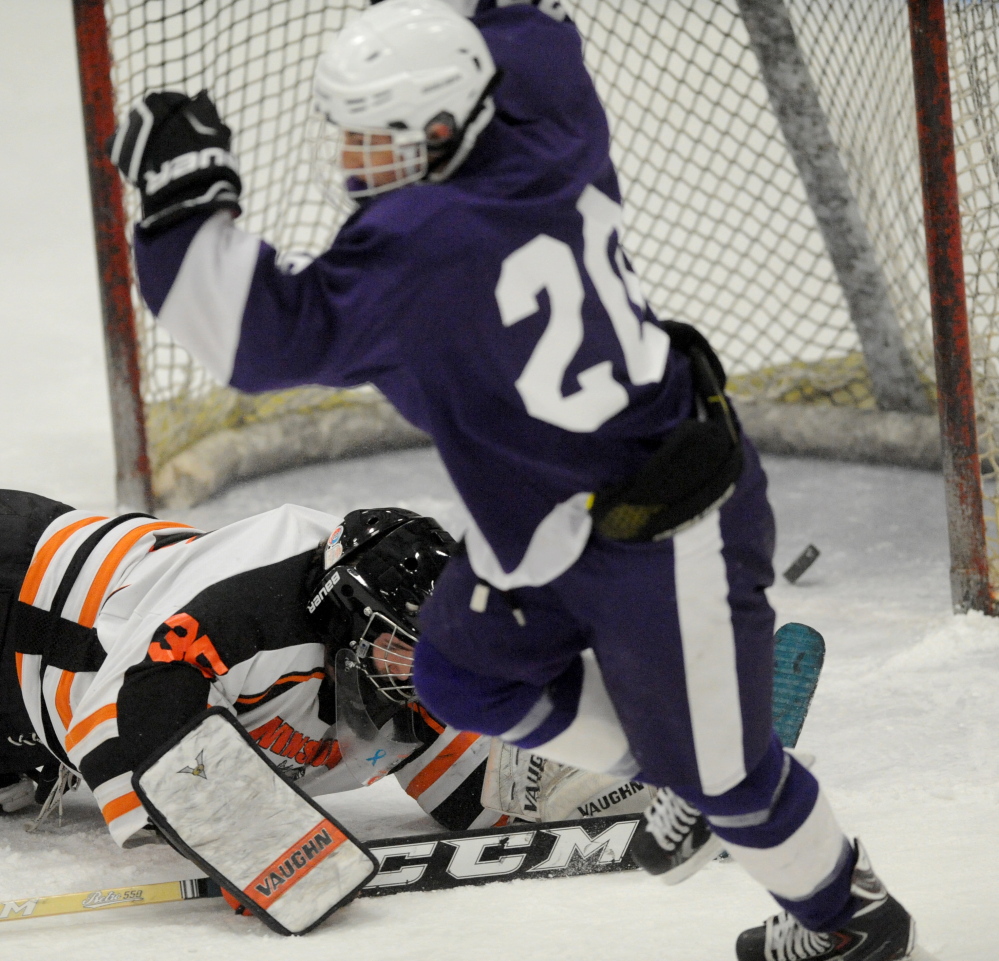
[1,3,996,959]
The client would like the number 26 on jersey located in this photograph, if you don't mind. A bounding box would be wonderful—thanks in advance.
[496,185,669,433]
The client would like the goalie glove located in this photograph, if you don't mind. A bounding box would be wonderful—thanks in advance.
[480,739,655,823]
[109,90,242,232]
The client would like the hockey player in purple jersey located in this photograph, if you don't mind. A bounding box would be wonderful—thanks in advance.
[109,0,918,956]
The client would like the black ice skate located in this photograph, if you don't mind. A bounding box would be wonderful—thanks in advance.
[630,786,723,884]
[735,840,916,961]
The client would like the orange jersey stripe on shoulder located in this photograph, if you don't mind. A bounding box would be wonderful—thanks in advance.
[65,703,117,752]
[77,521,191,628]
[404,730,481,800]
[409,702,446,735]
[18,515,106,605]
[101,790,142,825]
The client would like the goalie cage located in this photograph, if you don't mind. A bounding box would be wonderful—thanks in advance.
[73,0,995,613]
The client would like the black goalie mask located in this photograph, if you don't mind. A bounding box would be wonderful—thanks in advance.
[309,507,456,701]
[305,508,456,782]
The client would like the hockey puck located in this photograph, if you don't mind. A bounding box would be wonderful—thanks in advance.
[783,544,820,584]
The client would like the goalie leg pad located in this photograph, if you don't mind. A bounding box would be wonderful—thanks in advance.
[481,738,655,823]
[133,707,377,936]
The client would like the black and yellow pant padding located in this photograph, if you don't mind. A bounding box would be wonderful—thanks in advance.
[589,321,744,542]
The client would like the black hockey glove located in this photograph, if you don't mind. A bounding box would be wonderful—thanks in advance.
[109,90,242,232]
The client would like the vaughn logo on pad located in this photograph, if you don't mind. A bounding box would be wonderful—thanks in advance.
[133,708,377,936]
[245,821,348,909]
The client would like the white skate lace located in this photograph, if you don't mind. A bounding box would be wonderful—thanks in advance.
[24,764,81,832]
[763,912,832,961]
[644,787,700,850]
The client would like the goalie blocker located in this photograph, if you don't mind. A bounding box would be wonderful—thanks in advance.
[133,707,377,936]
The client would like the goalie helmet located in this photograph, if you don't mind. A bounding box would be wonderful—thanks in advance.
[311,0,498,202]
[307,507,456,704]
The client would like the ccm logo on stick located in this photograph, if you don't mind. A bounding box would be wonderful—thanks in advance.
[0,899,37,920]
[366,818,639,892]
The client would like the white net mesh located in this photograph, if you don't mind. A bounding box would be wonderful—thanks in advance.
[99,0,999,586]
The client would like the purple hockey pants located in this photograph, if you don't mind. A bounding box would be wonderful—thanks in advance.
[415,440,859,932]
[416,438,777,792]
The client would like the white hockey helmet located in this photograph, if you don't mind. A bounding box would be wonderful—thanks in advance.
[312,0,497,202]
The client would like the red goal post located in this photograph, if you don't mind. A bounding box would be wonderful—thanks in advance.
[908,0,990,614]
[72,0,996,613]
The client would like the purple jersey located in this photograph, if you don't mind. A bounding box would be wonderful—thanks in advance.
[134,5,693,587]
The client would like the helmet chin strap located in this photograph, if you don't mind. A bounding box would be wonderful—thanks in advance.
[429,97,495,183]
[428,69,503,183]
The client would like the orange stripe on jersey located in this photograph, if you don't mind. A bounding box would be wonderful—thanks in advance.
[404,730,481,800]
[15,652,23,687]
[78,521,191,628]
[235,671,326,706]
[65,703,117,752]
[18,515,106,605]
[101,790,142,825]
[55,670,75,729]
[409,702,446,735]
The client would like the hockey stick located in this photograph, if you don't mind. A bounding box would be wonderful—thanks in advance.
[0,623,825,924]
[0,811,644,922]
[0,877,218,922]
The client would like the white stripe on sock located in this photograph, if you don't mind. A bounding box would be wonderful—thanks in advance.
[721,789,851,900]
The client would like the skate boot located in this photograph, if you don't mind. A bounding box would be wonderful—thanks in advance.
[630,786,723,884]
[735,840,916,961]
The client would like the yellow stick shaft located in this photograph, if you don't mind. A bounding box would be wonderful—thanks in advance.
[0,879,209,922]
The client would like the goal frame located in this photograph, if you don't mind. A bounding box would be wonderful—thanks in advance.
[71,0,993,615]
[907,0,990,614]
[74,0,152,513]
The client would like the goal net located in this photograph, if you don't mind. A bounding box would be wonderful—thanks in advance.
[78,0,999,596]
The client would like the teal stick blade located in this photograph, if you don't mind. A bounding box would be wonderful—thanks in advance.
[772,622,825,748]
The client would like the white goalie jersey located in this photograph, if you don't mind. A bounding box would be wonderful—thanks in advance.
[8,501,497,845]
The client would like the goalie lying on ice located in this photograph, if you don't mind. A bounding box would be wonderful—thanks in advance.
[0,490,650,846]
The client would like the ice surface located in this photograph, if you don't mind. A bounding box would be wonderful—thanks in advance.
[1,3,996,959]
